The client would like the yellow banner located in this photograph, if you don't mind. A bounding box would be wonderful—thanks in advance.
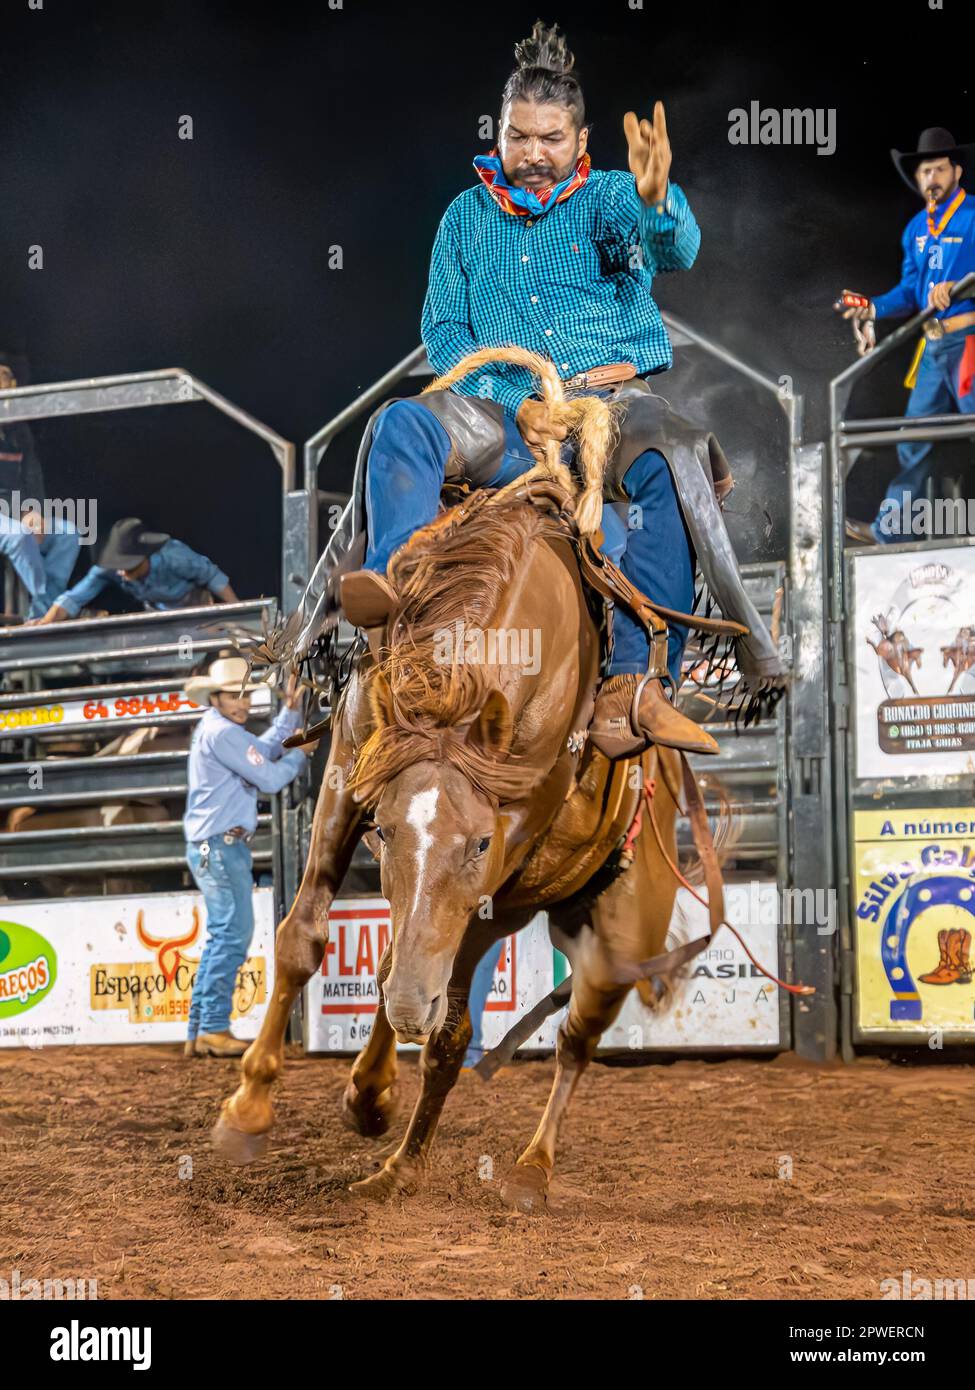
[90,956,267,1025]
[854,809,975,1033]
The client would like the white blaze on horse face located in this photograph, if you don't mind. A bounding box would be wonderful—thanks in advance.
[406,786,439,919]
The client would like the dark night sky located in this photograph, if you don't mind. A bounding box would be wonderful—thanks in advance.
[1,0,971,595]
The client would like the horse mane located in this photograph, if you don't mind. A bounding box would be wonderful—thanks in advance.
[348,493,553,807]
[347,342,621,808]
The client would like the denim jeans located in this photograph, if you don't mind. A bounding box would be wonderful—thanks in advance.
[363,395,695,682]
[872,331,975,542]
[0,515,44,600]
[185,836,255,1038]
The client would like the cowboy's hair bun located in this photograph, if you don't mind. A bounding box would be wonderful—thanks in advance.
[514,19,575,75]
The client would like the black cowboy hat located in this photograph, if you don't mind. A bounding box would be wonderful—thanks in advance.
[891,127,975,195]
[98,517,170,570]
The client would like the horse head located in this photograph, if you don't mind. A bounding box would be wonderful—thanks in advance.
[361,677,514,1042]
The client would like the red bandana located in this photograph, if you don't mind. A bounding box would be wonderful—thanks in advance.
[473,149,591,217]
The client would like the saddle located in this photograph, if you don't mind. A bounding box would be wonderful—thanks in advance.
[281,476,748,750]
[341,477,746,671]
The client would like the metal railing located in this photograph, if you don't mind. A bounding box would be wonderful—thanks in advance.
[0,599,293,899]
[0,368,296,611]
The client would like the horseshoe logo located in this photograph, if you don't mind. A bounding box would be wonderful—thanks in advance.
[881,875,975,1020]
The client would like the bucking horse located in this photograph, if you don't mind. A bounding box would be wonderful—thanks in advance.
[212,347,788,1210]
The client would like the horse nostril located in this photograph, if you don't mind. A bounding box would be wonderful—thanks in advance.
[423,994,443,1031]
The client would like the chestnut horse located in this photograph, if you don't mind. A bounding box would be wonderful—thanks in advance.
[213,480,689,1210]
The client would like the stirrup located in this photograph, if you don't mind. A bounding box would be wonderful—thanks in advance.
[629,629,673,732]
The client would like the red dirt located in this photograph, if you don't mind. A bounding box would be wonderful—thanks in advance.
[1,1045,973,1300]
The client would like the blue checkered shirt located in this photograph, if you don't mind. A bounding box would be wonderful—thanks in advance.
[421,172,700,418]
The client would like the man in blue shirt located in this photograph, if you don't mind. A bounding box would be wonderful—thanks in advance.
[32,516,238,622]
[336,20,721,758]
[841,127,975,543]
[183,656,307,1058]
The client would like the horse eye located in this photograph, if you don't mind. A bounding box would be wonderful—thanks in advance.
[477,837,491,855]
[374,825,386,843]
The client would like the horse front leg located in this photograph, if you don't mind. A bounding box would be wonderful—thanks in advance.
[348,984,472,1201]
[347,917,516,1201]
[501,753,679,1212]
[341,946,399,1137]
[499,938,630,1214]
[212,690,365,1164]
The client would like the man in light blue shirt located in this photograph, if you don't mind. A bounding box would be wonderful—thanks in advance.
[183,655,307,1058]
[33,516,237,623]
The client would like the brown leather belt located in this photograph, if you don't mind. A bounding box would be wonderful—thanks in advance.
[563,362,637,390]
[924,311,975,340]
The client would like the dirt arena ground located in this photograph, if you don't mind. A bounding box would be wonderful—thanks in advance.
[2,1045,973,1301]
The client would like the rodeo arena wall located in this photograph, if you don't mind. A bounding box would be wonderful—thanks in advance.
[2,288,973,1064]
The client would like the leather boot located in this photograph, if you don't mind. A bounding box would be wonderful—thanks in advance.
[950,927,973,984]
[340,569,398,661]
[589,672,719,759]
[194,1031,248,1058]
[920,929,958,985]
[183,1039,197,1059]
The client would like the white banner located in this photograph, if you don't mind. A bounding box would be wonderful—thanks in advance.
[852,545,975,780]
[0,889,275,1047]
[303,883,781,1053]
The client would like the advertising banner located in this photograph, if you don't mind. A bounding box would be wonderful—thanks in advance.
[852,545,975,780]
[303,883,782,1053]
[854,808,975,1036]
[302,899,554,1054]
[0,889,275,1047]
[0,685,271,737]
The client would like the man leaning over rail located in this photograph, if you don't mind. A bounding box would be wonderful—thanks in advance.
[182,657,308,1058]
[840,127,975,545]
[30,516,238,623]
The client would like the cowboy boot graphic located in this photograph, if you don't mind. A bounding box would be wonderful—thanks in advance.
[919,929,955,985]
[919,928,973,985]
[949,928,973,985]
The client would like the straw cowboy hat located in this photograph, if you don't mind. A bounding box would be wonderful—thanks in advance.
[891,127,975,195]
[184,656,259,705]
[98,517,170,570]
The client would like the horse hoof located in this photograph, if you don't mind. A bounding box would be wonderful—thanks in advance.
[349,1163,417,1202]
[211,1115,270,1166]
[500,1162,550,1214]
[341,1080,396,1138]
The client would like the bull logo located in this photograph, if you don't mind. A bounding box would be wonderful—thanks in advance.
[135,906,201,984]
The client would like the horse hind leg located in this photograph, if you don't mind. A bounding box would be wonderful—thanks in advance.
[212,688,365,1164]
[341,945,399,1137]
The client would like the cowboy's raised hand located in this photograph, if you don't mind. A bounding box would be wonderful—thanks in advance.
[624,102,672,209]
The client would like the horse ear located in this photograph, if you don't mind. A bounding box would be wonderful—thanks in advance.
[368,669,396,730]
[465,689,513,759]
